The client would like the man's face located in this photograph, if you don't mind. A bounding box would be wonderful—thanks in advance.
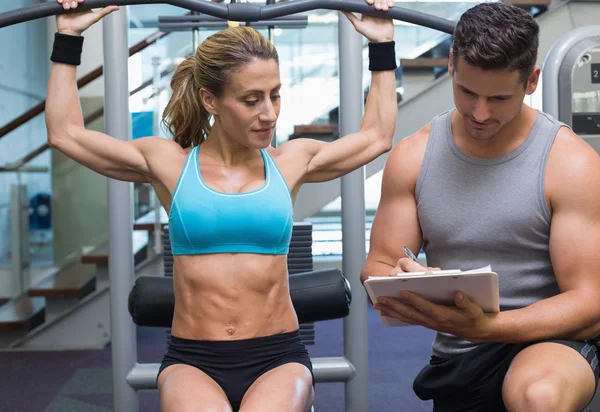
[449,56,539,141]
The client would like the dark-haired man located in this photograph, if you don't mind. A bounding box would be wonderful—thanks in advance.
[362,2,600,411]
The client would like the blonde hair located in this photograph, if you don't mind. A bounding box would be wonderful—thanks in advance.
[162,26,279,148]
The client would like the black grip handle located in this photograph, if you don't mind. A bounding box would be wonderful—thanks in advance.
[228,3,262,22]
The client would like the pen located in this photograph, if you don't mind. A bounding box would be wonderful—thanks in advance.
[403,246,419,263]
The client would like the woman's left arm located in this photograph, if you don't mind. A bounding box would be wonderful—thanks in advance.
[281,3,397,183]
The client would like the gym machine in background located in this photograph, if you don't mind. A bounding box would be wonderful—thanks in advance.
[543,26,600,152]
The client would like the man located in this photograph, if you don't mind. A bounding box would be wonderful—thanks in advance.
[361,3,600,411]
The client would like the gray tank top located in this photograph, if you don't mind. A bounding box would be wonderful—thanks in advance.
[415,109,564,357]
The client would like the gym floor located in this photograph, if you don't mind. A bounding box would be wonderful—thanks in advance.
[0,305,436,411]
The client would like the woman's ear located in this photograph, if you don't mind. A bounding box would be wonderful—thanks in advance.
[200,88,218,116]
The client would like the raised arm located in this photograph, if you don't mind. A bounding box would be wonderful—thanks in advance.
[360,127,430,284]
[47,3,178,183]
[279,1,397,184]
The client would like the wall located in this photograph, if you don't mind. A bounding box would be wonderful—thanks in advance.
[51,99,108,264]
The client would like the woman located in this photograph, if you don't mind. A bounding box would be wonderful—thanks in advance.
[51,0,396,410]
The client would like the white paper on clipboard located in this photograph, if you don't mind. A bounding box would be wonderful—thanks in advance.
[364,266,499,326]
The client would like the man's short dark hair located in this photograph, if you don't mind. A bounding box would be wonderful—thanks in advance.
[452,3,540,82]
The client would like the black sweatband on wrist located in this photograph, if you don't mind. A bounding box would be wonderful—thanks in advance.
[50,32,84,66]
[368,41,397,71]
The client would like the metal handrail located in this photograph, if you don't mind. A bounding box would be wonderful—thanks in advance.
[0,63,178,171]
[0,31,168,141]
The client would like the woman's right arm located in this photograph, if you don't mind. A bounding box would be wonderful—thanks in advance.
[47,3,176,183]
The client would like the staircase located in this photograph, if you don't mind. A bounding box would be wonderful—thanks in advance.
[0,210,166,350]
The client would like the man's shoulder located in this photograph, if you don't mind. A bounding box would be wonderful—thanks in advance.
[383,124,432,190]
[549,126,599,168]
[546,126,600,209]
[390,123,431,162]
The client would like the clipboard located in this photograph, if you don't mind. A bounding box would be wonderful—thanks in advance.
[363,266,500,326]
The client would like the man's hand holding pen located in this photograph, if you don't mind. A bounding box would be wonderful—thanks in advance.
[387,246,440,276]
[374,246,492,341]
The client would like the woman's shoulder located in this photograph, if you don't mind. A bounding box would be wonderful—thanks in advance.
[267,138,321,161]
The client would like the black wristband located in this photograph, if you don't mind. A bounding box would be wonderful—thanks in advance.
[50,32,84,66]
[368,41,397,71]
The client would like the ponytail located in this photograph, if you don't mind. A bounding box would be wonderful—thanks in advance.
[162,56,211,148]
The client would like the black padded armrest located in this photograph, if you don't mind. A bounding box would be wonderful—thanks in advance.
[128,269,351,327]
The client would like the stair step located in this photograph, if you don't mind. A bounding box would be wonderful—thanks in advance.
[81,246,109,265]
[81,230,150,266]
[400,57,449,68]
[289,124,338,142]
[294,124,337,135]
[28,262,96,299]
[0,295,45,332]
[133,222,167,231]
[133,208,168,232]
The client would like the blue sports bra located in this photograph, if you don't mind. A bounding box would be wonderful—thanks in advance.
[168,145,293,255]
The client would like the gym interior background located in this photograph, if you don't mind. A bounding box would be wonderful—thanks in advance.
[1,0,600,410]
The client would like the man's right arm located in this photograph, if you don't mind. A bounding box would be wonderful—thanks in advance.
[360,125,430,285]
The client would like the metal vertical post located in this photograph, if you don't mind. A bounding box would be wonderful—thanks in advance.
[267,0,277,147]
[270,25,277,148]
[192,10,200,50]
[10,183,29,297]
[267,0,276,44]
[151,55,162,255]
[338,12,368,412]
[102,8,138,412]
[151,56,161,139]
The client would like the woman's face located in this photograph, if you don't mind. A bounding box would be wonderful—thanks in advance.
[211,58,281,149]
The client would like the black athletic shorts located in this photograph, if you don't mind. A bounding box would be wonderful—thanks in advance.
[413,339,599,412]
[157,330,314,411]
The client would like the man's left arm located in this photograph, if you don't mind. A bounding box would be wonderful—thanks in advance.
[486,128,600,343]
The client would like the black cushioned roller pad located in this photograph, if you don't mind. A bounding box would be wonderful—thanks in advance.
[128,268,351,327]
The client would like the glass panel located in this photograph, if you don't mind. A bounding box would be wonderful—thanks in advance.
[127,30,197,223]
[128,4,190,45]
[0,25,184,291]
[0,4,52,282]
[0,145,52,271]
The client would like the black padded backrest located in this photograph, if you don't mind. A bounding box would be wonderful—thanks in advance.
[161,223,314,277]
[162,226,173,277]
